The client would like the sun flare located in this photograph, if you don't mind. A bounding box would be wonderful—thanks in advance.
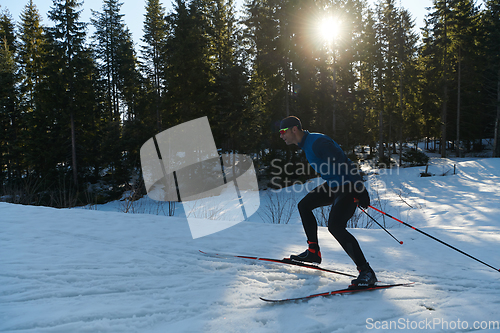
[318,17,340,42]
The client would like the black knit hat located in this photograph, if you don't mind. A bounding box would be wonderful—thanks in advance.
[280,116,302,131]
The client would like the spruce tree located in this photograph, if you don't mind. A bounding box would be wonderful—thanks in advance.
[398,8,421,152]
[164,0,213,126]
[91,0,139,183]
[17,1,47,178]
[358,4,379,153]
[141,0,167,131]
[480,0,500,156]
[447,0,482,155]
[18,0,45,111]
[242,0,287,152]
[420,0,451,154]
[207,0,250,150]
[91,0,136,122]
[0,9,19,182]
[46,0,88,186]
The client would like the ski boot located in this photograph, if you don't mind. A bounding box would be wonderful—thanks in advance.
[350,262,377,288]
[290,241,322,264]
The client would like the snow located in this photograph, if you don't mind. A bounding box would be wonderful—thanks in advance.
[2,158,500,332]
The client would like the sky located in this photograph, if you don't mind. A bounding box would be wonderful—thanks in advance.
[2,0,441,49]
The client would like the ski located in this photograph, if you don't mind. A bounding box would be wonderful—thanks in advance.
[199,250,356,278]
[260,282,414,303]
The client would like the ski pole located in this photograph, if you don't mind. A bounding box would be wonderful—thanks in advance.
[358,207,403,245]
[368,205,500,273]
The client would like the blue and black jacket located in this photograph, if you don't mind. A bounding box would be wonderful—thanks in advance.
[298,131,363,189]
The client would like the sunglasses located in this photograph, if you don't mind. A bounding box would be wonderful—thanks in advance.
[279,127,289,135]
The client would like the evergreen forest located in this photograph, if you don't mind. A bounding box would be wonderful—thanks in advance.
[1,0,500,207]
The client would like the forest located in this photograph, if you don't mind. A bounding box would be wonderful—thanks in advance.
[1,0,499,207]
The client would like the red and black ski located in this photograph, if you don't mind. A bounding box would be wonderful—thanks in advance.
[260,282,414,303]
[199,250,356,278]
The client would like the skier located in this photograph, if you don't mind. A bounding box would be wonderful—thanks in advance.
[279,116,377,286]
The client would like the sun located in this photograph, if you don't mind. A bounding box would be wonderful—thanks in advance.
[318,17,340,43]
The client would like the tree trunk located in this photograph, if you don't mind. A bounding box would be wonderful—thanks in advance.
[456,45,461,157]
[494,69,500,157]
[399,60,404,165]
[441,0,448,158]
[332,55,337,137]
[379,108,384,162]
[71,112,78,187]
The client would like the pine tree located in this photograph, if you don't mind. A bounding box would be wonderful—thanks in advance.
[141,0,167,131]
[242,0,289,151]
[0,9,19,182]
[447,0,482,155]
[0,8,16,51]
[164,0,213,126]
[334,0,373,150]
[420,0,452,154]
[91,0,136,122]
[91,0,139,183]
[481,0,500,156]
[374,0,402,158]
[207,0,250,150]
[18,0,45,111]
[357,4,379,153]
[46,0,88,186]
[398,8,421,152]
[17,1,48,178]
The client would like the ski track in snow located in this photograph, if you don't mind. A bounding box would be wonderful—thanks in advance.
[1,158,500,332]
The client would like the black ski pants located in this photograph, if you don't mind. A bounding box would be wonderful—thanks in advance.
[297,182,368,268]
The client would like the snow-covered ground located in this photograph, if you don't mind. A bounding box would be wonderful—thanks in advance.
[2,158,500,332]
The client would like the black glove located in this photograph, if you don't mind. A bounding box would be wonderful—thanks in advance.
[355,188,370,209]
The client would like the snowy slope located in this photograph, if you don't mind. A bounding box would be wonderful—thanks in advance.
[1,158,500,332]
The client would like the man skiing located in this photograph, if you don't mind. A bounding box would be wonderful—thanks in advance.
[279,116,377,286]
